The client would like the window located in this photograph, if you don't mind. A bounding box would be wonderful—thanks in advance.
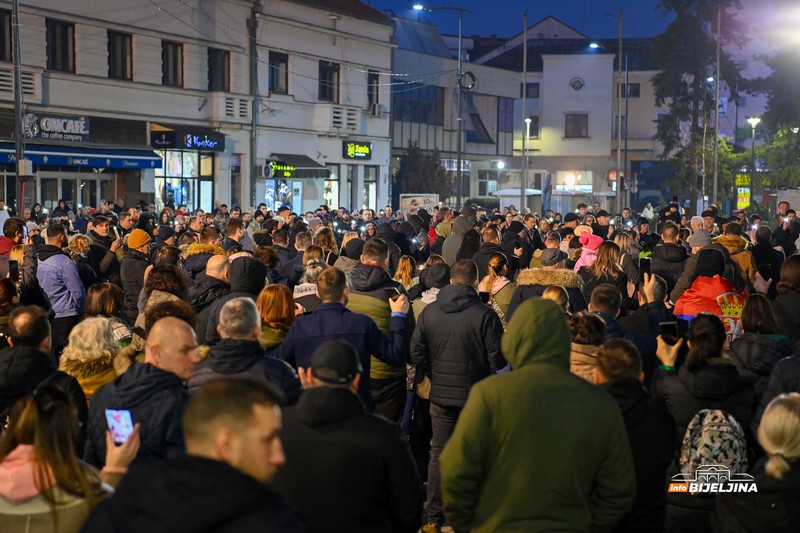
[527,116,540,139]
[466,112,494,144]
[617,83,640,98]
[162,40,183,87]
[108,31,132,80]
[0,10,11,63]
[368,70,379,106]
[392,83,445,125]
[46,19,74,73]
[318,61,339,102]
[268,52,288,94]
[208,48,230,91]
[478,170,498,196]
[613,114,627,139]
[565,113,589,138]
[498,97,514,133]
[520,82,539,98]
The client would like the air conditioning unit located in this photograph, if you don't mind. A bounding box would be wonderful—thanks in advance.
[369,103,386,117]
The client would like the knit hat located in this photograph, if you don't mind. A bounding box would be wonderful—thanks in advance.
[507,221,525,234]
[156,225,175,243]
[579,232,603,251]
[689,229,712,248]
[127,229,151,249]
[343,238,365,259]
[307,217,322,231]
[696,248,725,277]
[310,340,362,384]
[540,248,568,267]
[420,263,451,289]
[563,212,580,223]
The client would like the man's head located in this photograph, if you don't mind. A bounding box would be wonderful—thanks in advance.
[540,248,568,269]
[755,225,772,245]
[786,209,797,225]
[778,201,789,215]
[481,226,499,244]
[8,306,51,353]
[294,231,311,252]
[217,298,260,341]
[545,231,561,249]
[205,254,230,282]
[230,207,241,219]
[576,203,588,217]
[226,219,245,242]
[183,378,285,483]
[588,284,622,317]
[118,212,134,230]
[594,339,643,384]
[595,210,610,226]
[563,212,579,228]
[622,207,631,219]
[189,216,205,233]
[316,266,348,304]
[46,223,68,248]
[383,205,393,218]
[272,229,288,246]
[361,238,388,267]
[93,216,110,237]
[450,259,479,289]
[637,275,666,306]
[361,209,374,221]
[661,222,679,244]
[3,217,25,244]
[307,340,362,393]
[690,216,703,232]
[701,210,716,231]
[145,317,200,380]
[127,229,151,253]
[200,226,221,246]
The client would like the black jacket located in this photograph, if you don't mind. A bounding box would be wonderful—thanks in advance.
[753,354,800,430]
[410,284,505,407]
[203,257,267,345]
[772,291,800,346]
[376,223,402,276]
[222,236,243,253]
[650,243,688,294]
[727,333,793,406]
[183,243,224,283]
[773,219,800,255]
[189,275,230,313]
[471,242,505,280]
[618,303,675,385]
[88,230,121,285]
[578,267,634,311]
[501,231,531,281]
[506,268,587,320]
[84,362,188,468]
[82,455,306,533]
[603,379,676,533]
[74,253,98,290]
[120,249,149,324]
[272,244,292,268]
[750,242,784,299]
[278,251,305,287]
[0,346,87,443]
[272,387,420,533]
[187,339,300,404]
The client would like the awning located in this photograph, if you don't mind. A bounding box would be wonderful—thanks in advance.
[269,153,330,179]
[0,142,162,169]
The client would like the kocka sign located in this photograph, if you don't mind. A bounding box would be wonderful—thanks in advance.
[23,113,90,143]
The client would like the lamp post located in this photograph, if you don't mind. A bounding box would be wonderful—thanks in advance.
[747,115,760,208]
[414,4,471,209]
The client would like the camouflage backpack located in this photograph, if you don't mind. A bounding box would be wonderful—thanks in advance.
[679,408,748,480]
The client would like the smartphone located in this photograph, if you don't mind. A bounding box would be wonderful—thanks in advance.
[105,409,134,445]
[640,257,651,275]
[659,321,679,338]
[8,260,18,281]
[383,287,401,301]
[23,225,28,240]
[479,291,491,304]
[112,226,120,240]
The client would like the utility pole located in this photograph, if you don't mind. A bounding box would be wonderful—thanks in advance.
[249,1,262,208]
[12,0,27,217]
[519,11,527,213]
[712,6,721,207]
[615,9,624,213]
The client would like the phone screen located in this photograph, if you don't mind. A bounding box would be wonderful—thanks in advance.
[659,321,679,338]
[112,226,120,240]
[23,225,28,240]
[105,409,134,445]
[8,260,19,281]
[640,257,651,275]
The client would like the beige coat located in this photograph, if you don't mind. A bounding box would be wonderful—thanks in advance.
[570,342,600,382]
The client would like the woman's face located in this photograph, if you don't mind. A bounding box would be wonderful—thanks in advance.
[539,220,550,233]
[161,213,169,224]
[367,225,376,236]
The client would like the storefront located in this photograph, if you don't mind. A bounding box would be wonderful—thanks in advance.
[150,125,225,213]
[263,153,331,213]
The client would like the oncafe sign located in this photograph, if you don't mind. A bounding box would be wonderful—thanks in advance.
[23,113,90,143]
[343,141,372,160]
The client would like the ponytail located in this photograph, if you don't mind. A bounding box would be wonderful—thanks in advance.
[484,253,508,292]
[686,314,726,372]
[764,453,791,480]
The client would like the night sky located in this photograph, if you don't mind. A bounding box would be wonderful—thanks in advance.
[365,0,672,39]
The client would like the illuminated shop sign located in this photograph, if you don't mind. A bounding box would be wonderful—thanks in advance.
[342,141,373,160]
[23,113,90,143]
[150,130,225,152]
[264,161,296,179]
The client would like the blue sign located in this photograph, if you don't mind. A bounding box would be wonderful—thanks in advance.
[0,144,162,169]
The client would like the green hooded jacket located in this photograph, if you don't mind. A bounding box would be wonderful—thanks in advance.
[440,298,636,533]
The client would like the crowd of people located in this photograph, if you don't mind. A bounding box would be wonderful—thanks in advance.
[0,195,799,532]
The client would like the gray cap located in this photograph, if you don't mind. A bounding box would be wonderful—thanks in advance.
[540,248,568,267]
[689,229,712,248]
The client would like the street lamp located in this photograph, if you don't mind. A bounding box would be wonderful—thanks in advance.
[414,4,471,209]
[747,115,760,207]
[522,117,531,213]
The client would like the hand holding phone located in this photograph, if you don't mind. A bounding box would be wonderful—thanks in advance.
[105,409,135,445]
[383,287,402,301]
[639,257,651,276]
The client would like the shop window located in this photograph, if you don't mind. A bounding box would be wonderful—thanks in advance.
[162,40,183,87]
[108,31,132,80]
[0,10,11,63]
[46,19,74,73]
[527,116,540,139]
[208,48,230,92]
[325,163,340,208]
[368,70,379,106]
[269,52,288,94]
[318,61,339,102]
[554,170,593,193]
[565,113,589,138]
[200,154,214,177]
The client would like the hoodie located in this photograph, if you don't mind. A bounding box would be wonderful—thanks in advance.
[36,244,85,318]
[440,298,636,533]
[441,216,473,266]
[203,257,267,345]
[649,242,688,293]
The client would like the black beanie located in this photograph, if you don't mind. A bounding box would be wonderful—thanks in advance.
[695,248,725,278]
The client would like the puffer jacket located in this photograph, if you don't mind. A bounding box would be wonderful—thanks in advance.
[36,245,85,318]
[570,342,599,382]
[506,268,587,320]
[203,257,267,345]
[183,243,225,282]
[187,339,300,404]
[727,333,793,404]
[650,243,687,293]
[753,354,800,429]
[84,361,188,468]
[410,284,505,407]
[714,234,757,285]
[189,275,230,313]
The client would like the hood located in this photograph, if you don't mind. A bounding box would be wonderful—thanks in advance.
[294,387,364,427]
[59,353,115,380]
[397,221,416,239]
[713,234,748,254]
[0,347,55,395]
[451,215,473,237]
[259,325,287,349]
[376,223,396,241]
[206,339,265,374]
[502,298,570,369]
[516,268,584,289]
[435,221,452,238]
[185,243,225,257]
[37,244,68,263]
[229,256,267,294]
[0,445,53,502]
[437,284,480,313]
[103,362,183,408]
[419,263,450,289]
[349,263,394,292]
[408,214,425,232]
[680,358,746,400]
[729,333,793,376]
[651,242,689,263]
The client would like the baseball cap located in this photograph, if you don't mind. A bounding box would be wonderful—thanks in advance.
[310,340,362,384]
[563,212,580,223]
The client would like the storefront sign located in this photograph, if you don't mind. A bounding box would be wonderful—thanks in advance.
[150,130,225,152]
[23,113,90,142]
[343,141,373,160]
[184,133,222,150]
[264,161,296,179]
[151,131,177,149]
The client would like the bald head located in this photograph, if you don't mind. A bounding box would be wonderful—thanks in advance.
[145,317,200,380]
[206,255,230,282]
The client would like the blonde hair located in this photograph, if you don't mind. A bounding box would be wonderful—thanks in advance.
[542,285,569,311]
[613,232,631,255]
[68,234,91,255]
[340,231,358,254]
[59,317,118,368]
[758,393,800,480]
[480,253,508,292]
[589,241,623,279]
[394,256,417,289]
[9,244,24,265]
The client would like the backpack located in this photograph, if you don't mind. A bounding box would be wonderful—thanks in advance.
[679,408,748,480]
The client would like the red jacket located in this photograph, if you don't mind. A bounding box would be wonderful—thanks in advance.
[675,275,746,342]
[0,236,16,257]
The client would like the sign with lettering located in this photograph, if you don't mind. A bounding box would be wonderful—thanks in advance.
[343,141,373,160]
[264,161,296,179]
[23,113,90,142]
[150,130,225,152]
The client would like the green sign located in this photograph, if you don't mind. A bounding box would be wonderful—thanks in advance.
[343,141,372,160]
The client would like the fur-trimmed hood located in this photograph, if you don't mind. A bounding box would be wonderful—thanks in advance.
[516,268,584,289]
[59,354,115,380]
[713,234,748,255]
[185,243,225,257]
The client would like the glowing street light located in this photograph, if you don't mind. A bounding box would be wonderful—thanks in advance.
[747,116,761,205]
